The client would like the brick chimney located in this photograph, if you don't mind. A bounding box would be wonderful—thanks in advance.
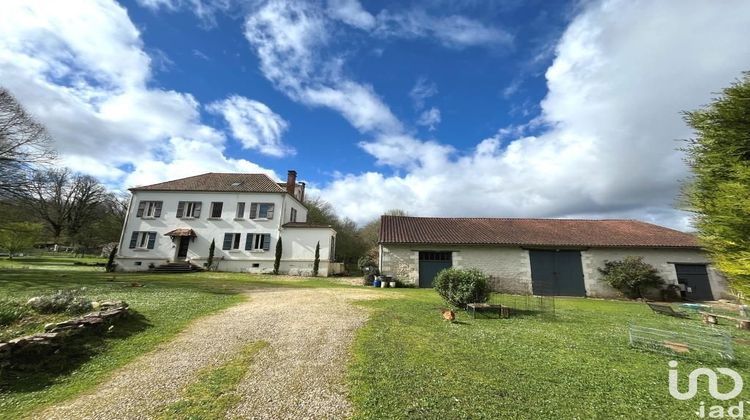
[286,170,297,196]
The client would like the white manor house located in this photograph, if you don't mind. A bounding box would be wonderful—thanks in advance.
[115,170,338,275]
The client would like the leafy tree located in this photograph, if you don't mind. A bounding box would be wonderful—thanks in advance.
[0,222,43,259]
[598,256,664,299]
[684,73,750,286]
[273,237,282,274]
[313,241,320,276]
[359,209,408,252]
[206,239,216,271]
[304,197,368,265]
[0,87,56,198]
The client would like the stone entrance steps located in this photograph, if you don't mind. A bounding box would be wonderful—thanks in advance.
[150,262,203,273]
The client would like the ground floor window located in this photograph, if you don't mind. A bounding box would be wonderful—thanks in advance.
[222,233,241,250]
[245,233,271,251]
[129,231,156,249]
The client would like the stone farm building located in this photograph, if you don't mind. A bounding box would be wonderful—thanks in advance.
[115,171,338,276]
[378,216,728,300]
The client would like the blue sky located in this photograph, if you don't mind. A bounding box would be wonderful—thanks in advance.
[2,0,750,228]
[125,0,571,178]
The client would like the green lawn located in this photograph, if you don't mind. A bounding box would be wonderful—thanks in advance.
[0,259,348,419]
[4,257,749,419]
[348,290,750,419]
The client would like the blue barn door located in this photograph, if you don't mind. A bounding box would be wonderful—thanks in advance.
[418,251,452,288]
[529,250,586,296]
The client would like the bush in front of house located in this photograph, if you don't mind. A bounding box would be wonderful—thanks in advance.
[26,288,93,315]
[0,298,30,326]
[433,268,490,308]
[598,256,665,299]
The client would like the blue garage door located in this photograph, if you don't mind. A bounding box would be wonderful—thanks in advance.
[419,251,452,288]
[529,250,586,296]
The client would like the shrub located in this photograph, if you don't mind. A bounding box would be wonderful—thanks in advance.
[433,268,490,308]
[106,245,118,272]
[312,241,320,277]
[598,256,665,299]
[0,298,30,326]
[27,289,93,315]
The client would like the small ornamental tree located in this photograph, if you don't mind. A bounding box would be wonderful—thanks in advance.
[206,239,216,271]
[105,245,118,272]
[598,256,664,299]
[433,268,490,308]
[273,237,282,274]
[312,241,320,276]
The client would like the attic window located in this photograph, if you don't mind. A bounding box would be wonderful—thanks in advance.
[231,182,242,186]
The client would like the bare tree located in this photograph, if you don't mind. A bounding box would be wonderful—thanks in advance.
[22,169,107,243]
[0,88,56,197]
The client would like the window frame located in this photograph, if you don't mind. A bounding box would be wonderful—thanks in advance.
[209,201,224,219]
[245,233,271,251]
[290,207,297,223]
[177,201,202,219]
[235,202,246,219]
[249,202,275,220]
[222,232,242,251]
[136,201,162,218]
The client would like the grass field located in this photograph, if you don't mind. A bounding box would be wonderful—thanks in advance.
[3,256,750,419]
[0,257,347,418]
[348,290,750,419]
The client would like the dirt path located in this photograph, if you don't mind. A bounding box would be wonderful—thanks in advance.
[37,287,386,419]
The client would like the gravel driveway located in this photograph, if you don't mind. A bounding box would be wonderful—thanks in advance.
[37,286,386,419]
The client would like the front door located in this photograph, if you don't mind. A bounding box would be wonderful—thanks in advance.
[675,264,713,301]
[418,251,452,288]
[529,250,586,296]
[176,237,189,259]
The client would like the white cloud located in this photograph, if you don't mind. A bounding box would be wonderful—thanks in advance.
[244,0,403,136]
[326,0,375,30]
[207,95,293,157]
[0,0,278,187]
[316,0,750,230]
[417,107,441,131]
[136,0,233,26]
[374,9,513,48]
[409,77,438,109]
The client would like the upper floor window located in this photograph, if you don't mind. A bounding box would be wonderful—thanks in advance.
[249,203,275,220]
[210,202,223,218]
[136,201,162,218]
[222,232,241,250]
[290,208,297,223]
[177,201,201,218]
[129,231,156,249]
[236,202,246,219]
[245,233,271,251]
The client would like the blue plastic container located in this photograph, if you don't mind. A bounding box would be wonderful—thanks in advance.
[373,279,381,287]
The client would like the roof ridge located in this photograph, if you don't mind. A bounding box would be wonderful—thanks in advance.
[382,215,639,222]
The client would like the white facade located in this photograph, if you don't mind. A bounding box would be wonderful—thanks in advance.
[116,189,337,275]
[380,244,729,299]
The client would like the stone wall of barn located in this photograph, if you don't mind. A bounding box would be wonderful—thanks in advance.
[380,244,729,299]
[379,244,532,293]
[581,247,729,299]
